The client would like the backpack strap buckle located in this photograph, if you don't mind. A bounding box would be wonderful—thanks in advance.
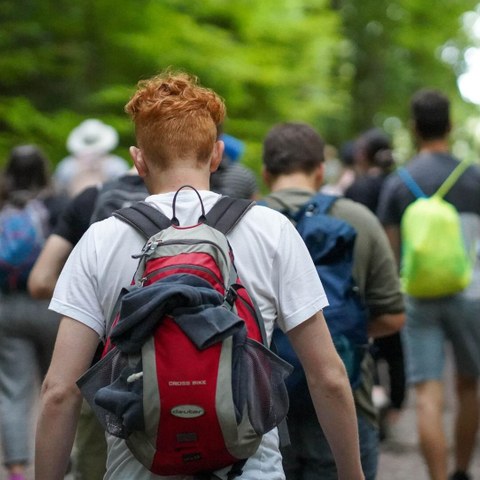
[224,286,238,308]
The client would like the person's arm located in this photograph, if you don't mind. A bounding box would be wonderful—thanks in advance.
[28,185,100,299]
[27,235,74,299]
[368,311,404,338]
[362,211,404,338]
[35,317,100,480]
[287,311,365,480]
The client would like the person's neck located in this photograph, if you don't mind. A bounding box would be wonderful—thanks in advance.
[418,138,449,154]
[269,172,318,194]
[146,167,211,194]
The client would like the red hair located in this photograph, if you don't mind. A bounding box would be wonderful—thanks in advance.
[125,71,226,168]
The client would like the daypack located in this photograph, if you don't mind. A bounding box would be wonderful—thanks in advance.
[265,193,369,412]
[0,198,49,292]
[398,161,472,298]
[78,186,293,478]
[90,174,149,224]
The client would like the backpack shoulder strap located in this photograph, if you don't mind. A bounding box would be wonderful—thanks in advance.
[307,192,338,215]
[113,202,170,239]
[113,196,254,239]
[435,160,471,199]
[397,168,427,199]
[205,196,255,235]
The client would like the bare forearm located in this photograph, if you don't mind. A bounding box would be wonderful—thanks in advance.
[288,314,365,480]
[368,312,405,339]
[35,386,82,480]
[35,318,100,480]
[308,368,365,480]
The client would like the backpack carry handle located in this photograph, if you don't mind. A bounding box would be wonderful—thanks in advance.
[114,196,254,240]
[171,185,206,226]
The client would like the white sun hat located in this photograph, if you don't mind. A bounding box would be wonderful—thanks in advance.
[66,119,119,156]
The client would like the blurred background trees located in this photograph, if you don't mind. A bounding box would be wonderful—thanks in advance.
[0,0,479,176]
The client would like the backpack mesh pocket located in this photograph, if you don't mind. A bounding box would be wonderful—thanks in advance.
[77,347,133,439]
[242,338,293,435]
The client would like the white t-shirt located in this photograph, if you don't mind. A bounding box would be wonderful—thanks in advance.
[50,189,328,480]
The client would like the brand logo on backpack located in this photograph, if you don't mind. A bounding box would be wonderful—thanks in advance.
[77,186,293,478]
[171,405,205,418]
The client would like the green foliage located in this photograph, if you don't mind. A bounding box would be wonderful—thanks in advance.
[336,0,477,138]
[0,0,476,177]
[122,0,346,172]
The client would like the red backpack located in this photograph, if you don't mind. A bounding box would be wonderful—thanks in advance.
[78,186,292,478]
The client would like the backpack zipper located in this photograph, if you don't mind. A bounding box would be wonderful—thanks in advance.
[142,263,224,288]
[136,239,230,267]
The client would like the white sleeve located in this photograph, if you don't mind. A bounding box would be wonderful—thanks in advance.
[49,225,105,338]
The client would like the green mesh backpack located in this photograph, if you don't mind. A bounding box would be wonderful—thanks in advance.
[398,160,473,298]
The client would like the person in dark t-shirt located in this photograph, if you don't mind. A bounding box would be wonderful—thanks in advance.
[377,89,480,480]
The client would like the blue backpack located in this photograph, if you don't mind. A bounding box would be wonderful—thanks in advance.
[0,199,49,291]
[267,193,369,412]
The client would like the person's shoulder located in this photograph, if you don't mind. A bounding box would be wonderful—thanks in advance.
[229,202,295,243]
[334,195,375,214]
[380,168,403,189]
[247,202,293,225]
[332,196,382,232]
[466,162,480,180]
[69,185,101,218]
[261,188,313,212]
[85,213,145,247]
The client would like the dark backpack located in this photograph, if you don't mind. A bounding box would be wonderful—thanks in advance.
[78,186,293,478]
[266,193,369,412]
[90,174,149,224]
[0,198,49,292]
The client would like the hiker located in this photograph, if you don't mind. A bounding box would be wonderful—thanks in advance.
[344,128,407,438]
[54,118,130,197]
[261,122,404,480]
[377,88,480,480]
[345,128,396,212]
[321,140,356,196]
[210,131,259,199]
[0,145,64,480]
[28,167,145,300]
[35,71,365,480]
[28,167,147,480]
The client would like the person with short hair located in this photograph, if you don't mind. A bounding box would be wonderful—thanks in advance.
[35,72,365,480]
[261,122,404,480]
[377,88,480,480]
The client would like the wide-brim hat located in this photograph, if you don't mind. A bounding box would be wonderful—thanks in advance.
[67,119,119,156]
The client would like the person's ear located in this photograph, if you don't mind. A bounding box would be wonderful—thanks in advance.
[210,140,224,173]
[130,146,147,177]
[314,163,325,189]
[262,167,272,188]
